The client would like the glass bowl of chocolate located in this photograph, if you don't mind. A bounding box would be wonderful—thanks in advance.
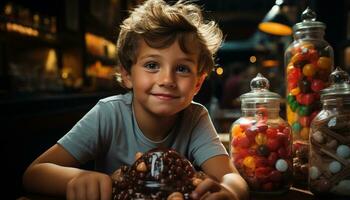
[111,148,206,200]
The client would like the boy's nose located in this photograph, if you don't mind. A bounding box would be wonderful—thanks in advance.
[158,69,176,88]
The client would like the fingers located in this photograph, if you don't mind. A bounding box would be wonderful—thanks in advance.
[66,172,112,200]
[86,179,100,200]
[66,182,75,200]
[191,178,221,199]
[99,175,112,200]
[66,180,87,200]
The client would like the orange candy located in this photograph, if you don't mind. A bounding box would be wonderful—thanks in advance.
[231,124,244,138]
[302,63,316,77]
[243,156,256,169]
[317,57,332,70]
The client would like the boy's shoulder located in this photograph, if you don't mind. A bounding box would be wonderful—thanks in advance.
[98,92,132,105]
[186,101,208,115]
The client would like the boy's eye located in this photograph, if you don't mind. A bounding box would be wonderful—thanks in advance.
[144,62,159,71]
[176,65,191,73]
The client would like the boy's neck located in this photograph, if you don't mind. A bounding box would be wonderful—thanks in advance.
[133,104,180,142]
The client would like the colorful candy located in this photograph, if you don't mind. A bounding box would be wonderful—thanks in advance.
[285,22,333,187]
[231,117,292,192]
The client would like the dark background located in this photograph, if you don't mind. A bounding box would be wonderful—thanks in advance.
[0,0,349,198]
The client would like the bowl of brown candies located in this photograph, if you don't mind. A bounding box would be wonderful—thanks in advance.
[111,148,206,200]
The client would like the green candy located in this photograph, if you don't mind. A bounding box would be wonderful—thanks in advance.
[290,100,299,112]
[297,105,311,116]
[287,94,296,104]
[292,122,302,133]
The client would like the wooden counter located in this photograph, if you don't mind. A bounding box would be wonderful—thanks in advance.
[19,187,349,200]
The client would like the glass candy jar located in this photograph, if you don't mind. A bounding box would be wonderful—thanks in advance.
[230,73,292,194]
[284,7,334,185]
[309,68,350,196]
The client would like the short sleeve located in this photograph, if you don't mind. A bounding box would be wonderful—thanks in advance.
[188,107,228,167]
[58,101,112,164]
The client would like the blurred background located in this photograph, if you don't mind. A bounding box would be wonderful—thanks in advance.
[0,0,349,198]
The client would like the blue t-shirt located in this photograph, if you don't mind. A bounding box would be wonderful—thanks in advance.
[58,92,227,175]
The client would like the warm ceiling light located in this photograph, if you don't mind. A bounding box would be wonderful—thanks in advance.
[250,56,257,63]
[262,59,279,68]
[216,67,223,75]
[258,0,292,36]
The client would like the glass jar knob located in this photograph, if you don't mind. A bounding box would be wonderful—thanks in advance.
[301,7,317,22]
[330,67,350,84]
[250,73,270,91]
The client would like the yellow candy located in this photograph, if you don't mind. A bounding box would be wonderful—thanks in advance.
[300,127,310,140]
[255,133,267,145]
[231,124,244,138]
[290,87,300,95]
[243,156,255,169]
[287,105,297,123]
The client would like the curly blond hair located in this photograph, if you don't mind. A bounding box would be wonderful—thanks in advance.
[115,0,223,84]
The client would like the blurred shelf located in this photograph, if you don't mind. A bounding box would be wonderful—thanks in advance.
[86,53,116,66]
[0,29,58,47]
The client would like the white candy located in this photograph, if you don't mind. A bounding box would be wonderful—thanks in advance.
[312,131,324,143]
[309,166,320,180]
[329,161,342,174]
[275,159,288,172]
[336,145,350,158]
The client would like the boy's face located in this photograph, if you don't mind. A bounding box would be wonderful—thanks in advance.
[121,38,206,117]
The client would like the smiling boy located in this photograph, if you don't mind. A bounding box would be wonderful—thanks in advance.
[23,0,249,199]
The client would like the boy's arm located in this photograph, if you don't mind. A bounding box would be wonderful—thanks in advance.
[22,144,112,199]
[195,155,249,200]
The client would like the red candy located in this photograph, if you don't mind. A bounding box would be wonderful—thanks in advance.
[266,128,278,138]
[268,152,278,167]
[231,113,292,192]
[311,79,325,92]
[233,136,250,148]
[267,138,280,152]
[245,126,259,142]
[299,116,311,127]
[287,67,302,83]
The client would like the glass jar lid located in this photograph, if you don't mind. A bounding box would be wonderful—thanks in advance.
[321,67,350,99]
[293,7,325,32]
[240,73,281,103]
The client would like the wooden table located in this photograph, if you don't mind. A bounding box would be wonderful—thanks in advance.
[17,187,349,200]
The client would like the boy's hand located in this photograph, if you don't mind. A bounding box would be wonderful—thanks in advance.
[190,178,238,200]
[66,170,112,200]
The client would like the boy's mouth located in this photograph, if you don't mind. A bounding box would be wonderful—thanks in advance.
[151,93,178,100]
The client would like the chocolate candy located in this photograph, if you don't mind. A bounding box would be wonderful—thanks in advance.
[111,148,206,200]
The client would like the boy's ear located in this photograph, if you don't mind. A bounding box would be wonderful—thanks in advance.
[194,74,207,95]
[120,66,133,89]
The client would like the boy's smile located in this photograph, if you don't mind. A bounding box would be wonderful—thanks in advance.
[121,37,205,138]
